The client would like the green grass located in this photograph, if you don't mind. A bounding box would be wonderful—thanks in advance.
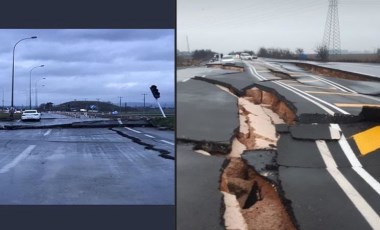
[148,117,175,130]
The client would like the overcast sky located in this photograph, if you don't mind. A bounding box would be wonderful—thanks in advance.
[178,0,380,54]
[0,29,174,107]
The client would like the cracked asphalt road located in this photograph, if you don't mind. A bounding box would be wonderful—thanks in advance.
[0,113,174,204]
[177,60,380,229]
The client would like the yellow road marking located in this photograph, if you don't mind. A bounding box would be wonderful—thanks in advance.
[335,103,380,108]
[305,91,359,96]
[352,126,380,156]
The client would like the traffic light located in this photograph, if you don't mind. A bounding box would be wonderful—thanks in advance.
[150,85,160,99]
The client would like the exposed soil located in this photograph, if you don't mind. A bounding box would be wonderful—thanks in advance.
[221,158,296,230]
[206,63,245,72]
[245,87,296,125]
[219,85,298,229]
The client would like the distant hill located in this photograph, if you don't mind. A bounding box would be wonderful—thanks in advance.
[51,100,174,112]
[54,101,118,112]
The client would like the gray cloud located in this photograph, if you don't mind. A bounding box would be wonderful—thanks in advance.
[0,29,174,107]
[178,0,380,54]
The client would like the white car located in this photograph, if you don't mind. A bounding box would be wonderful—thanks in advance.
[21,110,41,121]
[221,55,236,64]
[240,53,253,60]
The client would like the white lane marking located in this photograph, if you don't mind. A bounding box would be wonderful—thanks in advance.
[250,65,267,81]
[247,62,335,115]
[330,124,361,167]
[309,75,357,93]
[248,62,351,115]
[330,124,380,195]
[273,81,336,115]
[0,145,36,173]
[358,94,380,103]
[329,125,341,139]
[182,78,191,82]
[275,81,350,115]
[117,118,122,124]
[161,140,174,146]
[260,60,358,99]
[43,129,52,136]
[308,75,348,93]
[315,140,380,229]
[125,127,142,134]
[248,66,265,81]
[144,134,155,138]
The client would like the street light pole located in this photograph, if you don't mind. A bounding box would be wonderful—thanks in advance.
[142,93,148,116]
[35,77,46,108]
[2,88,4,111]
[11,36,37,108]
[29,65,44,109]
[118,96,123,112]
[35,85,45,109]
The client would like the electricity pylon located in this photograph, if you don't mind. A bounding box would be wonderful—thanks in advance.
[323,0,341,55]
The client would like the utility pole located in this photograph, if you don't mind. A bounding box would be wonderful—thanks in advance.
[323,0,341,55]
[186,35,190,53]
[2,88,4,111]
[118,96,123,112]
[142,93,148,116]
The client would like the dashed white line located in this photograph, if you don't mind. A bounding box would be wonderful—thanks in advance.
[125,127,142,134]
[160,140,174,146]
[43,129,52,136]
[315,140,380,229]
[182,78,191,82]
[144,134,155,138]
[0,145,36,173]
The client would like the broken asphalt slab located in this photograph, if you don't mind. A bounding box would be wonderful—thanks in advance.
[0,119,151,130]
[177,144,225,230]
[242,150,278,183]
[194,70,255,96]
[289,124,341,140]
[111,127,174,160]
[177,79,239,144]
[252,81,360,123]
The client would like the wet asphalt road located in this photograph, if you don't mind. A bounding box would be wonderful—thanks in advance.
[0,113,174,204]
[0,112,109,127]
[177,78,239,144]
[289,60,380,78]
[177,62,380,229]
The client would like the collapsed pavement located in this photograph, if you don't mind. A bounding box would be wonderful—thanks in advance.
[177,61,380,230]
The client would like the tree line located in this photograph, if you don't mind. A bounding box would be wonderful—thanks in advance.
[179,44,331,63]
